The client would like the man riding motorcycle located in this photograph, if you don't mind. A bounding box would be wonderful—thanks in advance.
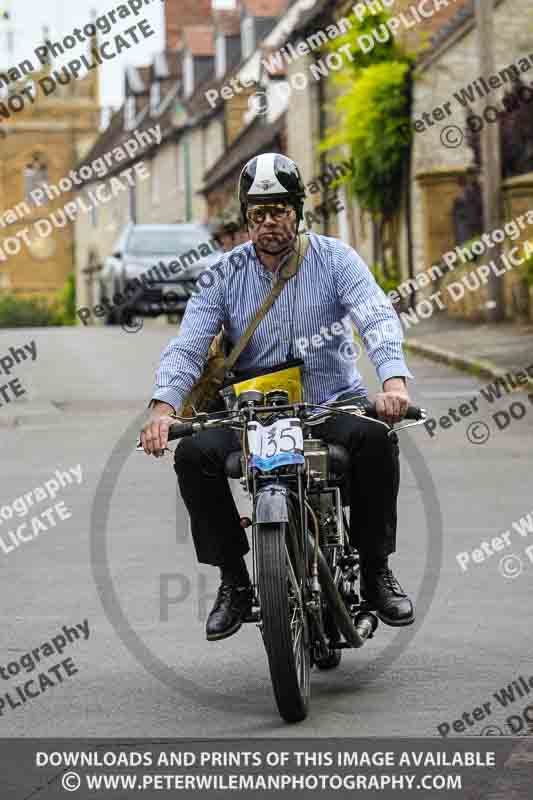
[140,153,415,641]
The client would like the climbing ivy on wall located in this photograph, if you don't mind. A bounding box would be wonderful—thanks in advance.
[319,10,414,220]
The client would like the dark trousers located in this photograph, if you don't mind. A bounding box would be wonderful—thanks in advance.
[174,414,400,567]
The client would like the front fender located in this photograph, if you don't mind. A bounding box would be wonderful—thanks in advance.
[254,485,289,524]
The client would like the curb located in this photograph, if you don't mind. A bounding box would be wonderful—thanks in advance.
[404,338,533,390]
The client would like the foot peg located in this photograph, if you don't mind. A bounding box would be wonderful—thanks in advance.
[353,611,378,640]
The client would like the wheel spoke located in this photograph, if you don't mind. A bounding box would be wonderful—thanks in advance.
[284,542,308,693]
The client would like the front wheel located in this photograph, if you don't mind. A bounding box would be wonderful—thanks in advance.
[256,522,310,723]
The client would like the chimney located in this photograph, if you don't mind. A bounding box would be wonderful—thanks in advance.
[182,26,215,97]
[165,0,214,50]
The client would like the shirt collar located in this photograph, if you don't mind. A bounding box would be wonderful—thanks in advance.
[249,240,295,278]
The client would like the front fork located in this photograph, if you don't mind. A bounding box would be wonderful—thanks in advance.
[248,472,350,661]
[250,470,308,632]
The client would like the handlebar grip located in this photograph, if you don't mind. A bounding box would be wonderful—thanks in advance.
[405,405,424,421]
[362,403,424,421]
[168,421,195,441]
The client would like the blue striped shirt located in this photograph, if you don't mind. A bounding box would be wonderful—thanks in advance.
[152,232,413,411]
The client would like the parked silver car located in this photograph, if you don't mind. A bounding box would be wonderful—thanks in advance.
[99,223,221,323]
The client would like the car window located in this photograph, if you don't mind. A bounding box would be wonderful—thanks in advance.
[126,227,212,256]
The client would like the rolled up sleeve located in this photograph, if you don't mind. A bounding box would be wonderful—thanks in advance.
[151,268,225,412]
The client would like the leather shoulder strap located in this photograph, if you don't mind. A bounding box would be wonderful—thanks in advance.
[225,233,310,371]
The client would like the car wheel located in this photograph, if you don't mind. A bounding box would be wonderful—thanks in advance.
[105,279,123,325]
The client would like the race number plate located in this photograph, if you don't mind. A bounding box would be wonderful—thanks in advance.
[247,418,304,471]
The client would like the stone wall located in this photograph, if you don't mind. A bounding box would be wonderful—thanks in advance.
[0,64,100,301]
[411,0,533,322]
[137,142,184,225]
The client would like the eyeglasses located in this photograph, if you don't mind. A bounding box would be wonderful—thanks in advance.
[246,205,294,225]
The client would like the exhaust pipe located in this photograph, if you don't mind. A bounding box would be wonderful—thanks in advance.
[306,531,378,648]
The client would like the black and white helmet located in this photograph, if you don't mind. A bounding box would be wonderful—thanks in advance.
[238,153,306,223]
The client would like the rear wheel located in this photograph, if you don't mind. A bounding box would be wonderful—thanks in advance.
[256,520,310,723]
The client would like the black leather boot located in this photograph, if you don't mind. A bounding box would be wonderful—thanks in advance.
[206,581,253,641]
[360,559,415,627]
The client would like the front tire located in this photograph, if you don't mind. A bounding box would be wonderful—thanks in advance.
[256,522,310,723]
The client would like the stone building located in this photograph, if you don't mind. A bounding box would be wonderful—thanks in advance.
[283,0,472,268]
[73,0,297,313]
[73,57,184,312]
[0,34,100,301]
[411,0,533,322]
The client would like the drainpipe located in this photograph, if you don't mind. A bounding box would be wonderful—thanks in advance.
[315,50,330,237]
[405,66,416,309]
[184,132,193,222]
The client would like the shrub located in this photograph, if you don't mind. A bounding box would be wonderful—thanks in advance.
[53,273,76,325]
[0,274,77,327]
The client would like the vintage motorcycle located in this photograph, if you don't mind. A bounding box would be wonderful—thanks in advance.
[166,388,426,723]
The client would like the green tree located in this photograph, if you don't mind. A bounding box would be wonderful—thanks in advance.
[319,11,414,286]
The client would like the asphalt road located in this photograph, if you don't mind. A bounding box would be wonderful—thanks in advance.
[1,324,532,740]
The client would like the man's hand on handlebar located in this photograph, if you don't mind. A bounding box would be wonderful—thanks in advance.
[375,377,410,426]
[140,400,176,457]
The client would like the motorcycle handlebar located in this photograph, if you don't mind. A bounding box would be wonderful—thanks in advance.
[359,403,424,422]
[168,421,196,441]
[167,401,425,441]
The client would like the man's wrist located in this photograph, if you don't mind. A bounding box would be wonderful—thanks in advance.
[148,399,176,415]
[383,376,407,393]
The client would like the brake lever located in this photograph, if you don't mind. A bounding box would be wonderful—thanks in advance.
[390,416,428,435]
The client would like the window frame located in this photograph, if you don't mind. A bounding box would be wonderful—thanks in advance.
[241,16,255,60]
[183,52,195,98]
[24,154,49,207]
[124,96,136,131]
[150,81,160,114]
[215,32,227,79]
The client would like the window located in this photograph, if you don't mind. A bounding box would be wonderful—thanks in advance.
[124,96,136,131]
[215,33,226,79]
[24,154,48,206]
[241,16,255,60]
[150,81,160,114]
[184,53,194,97]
